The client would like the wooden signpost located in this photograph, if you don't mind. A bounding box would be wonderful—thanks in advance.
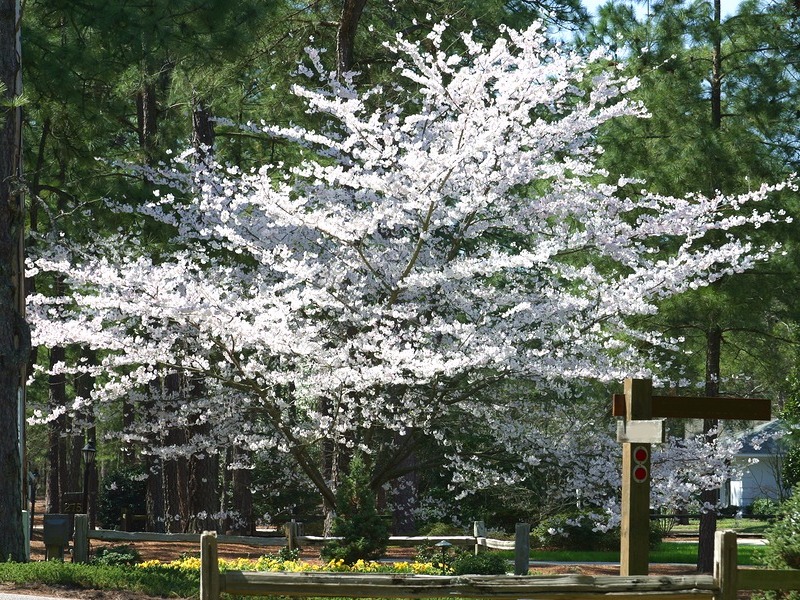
[613,378,770,576]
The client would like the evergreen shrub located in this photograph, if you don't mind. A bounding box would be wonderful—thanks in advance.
[92,544,142,566]
[451,552,508,574]
[320,453,389,564]
[97,466,147,529]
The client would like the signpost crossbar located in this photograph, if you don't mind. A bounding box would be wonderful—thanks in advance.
[612,394,770,421]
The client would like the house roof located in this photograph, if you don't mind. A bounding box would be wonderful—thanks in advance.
[736,419,786,457]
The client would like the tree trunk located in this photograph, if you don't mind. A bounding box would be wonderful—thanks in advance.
[710,0,722,134]
[68,423,82,493]
[163,373,187,533]
[230,446,254,535]
[191,98,215,160]
[45,346,66,513]
[75,347,97,527]
[697,0,724,572]
[146,455,165,533]
[188,445,219,532]
[187,377,219,533]
[336,0,368,77]
[0,0,26,561]
[697,325,722,573]
[390,434,418,535]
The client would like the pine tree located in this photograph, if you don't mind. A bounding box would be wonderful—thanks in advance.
[320,453,389,564]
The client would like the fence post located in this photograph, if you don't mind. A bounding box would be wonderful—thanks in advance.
[473,521,486,555]
[200,531,220,600]
[714,530,737,600]
[22,511,30,561]
[73,514,89,563]
[514,523,530,576]
[285,520,299,551]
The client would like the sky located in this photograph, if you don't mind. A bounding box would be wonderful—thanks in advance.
[581,0,743,18]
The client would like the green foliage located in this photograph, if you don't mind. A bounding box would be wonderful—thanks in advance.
[755,488,800,600]
[781,379,800,490]
[0,561,198,597]
[752,498,781,519]
[417,522,464,536]
[497,542,765,566]
[763,488,800,570]
[274,546,301,562]
[91,544,142,566]
[97,466,147,529]
[531,513,661,551]
[320,453,389,565]
[451,552,508,575]
[532,513,618,551]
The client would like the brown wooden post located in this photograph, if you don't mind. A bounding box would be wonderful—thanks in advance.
[285,520,299,551]
[200,531,220,600]
[620,378,652,576]
[514,523,530,576]
[473,520,486,555]
[73,514,88,563]
[714,530,738,600]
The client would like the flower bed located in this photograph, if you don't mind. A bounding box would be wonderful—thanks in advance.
[138,556,446,575]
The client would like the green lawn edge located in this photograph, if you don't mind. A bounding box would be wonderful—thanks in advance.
[512,542,766,565]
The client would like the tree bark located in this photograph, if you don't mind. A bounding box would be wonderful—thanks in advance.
[336,0,368,77]
[390,433,418,535]
[697,325,722,573]
[187,377,219,533]
[0,0,26,561]
[697,0,724,572]
[75,347,97,528]
[191,98,215,160]
[45,345,66,514]
[163,372,187,533]
[230,446,254,535]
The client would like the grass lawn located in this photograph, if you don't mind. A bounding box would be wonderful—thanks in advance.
[520,542,766,565]
[668,518,770,535]
[0,560,199,597]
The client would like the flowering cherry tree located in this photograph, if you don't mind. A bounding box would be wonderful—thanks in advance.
[28,22,792,523]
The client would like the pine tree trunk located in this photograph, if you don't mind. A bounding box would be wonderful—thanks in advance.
[0,0,26,560]
[45,346,66,513]
[187,377,219,533]
[697,0,723,571]
[68,425,82,493]
[336,0,367,77]
[75,347,97,527]
[188,445,219,532]
[163,373,189,533]
[163,429,186,533]
[231,447,254,535]
[391,435,418,535]
[697,325,722,573]
[147,456,165,533]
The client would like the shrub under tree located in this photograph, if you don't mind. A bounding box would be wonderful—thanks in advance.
[320,453,389,564]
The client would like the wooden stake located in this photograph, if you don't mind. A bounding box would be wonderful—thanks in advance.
[620,378,652,576]
[514,523,530,576]
[201,531,220,600]
[714,530,737,600]
[73,514,89,564]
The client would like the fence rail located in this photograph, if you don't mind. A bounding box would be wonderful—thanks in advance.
[71,517,517,561]
[218,571,718,599]
[197,530,800,600]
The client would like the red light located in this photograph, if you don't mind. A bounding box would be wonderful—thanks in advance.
[633,446,648,463]
[633,465,648,483]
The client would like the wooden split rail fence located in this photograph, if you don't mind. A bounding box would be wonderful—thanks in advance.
[71,516,517,564]
[198,530,800,600]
